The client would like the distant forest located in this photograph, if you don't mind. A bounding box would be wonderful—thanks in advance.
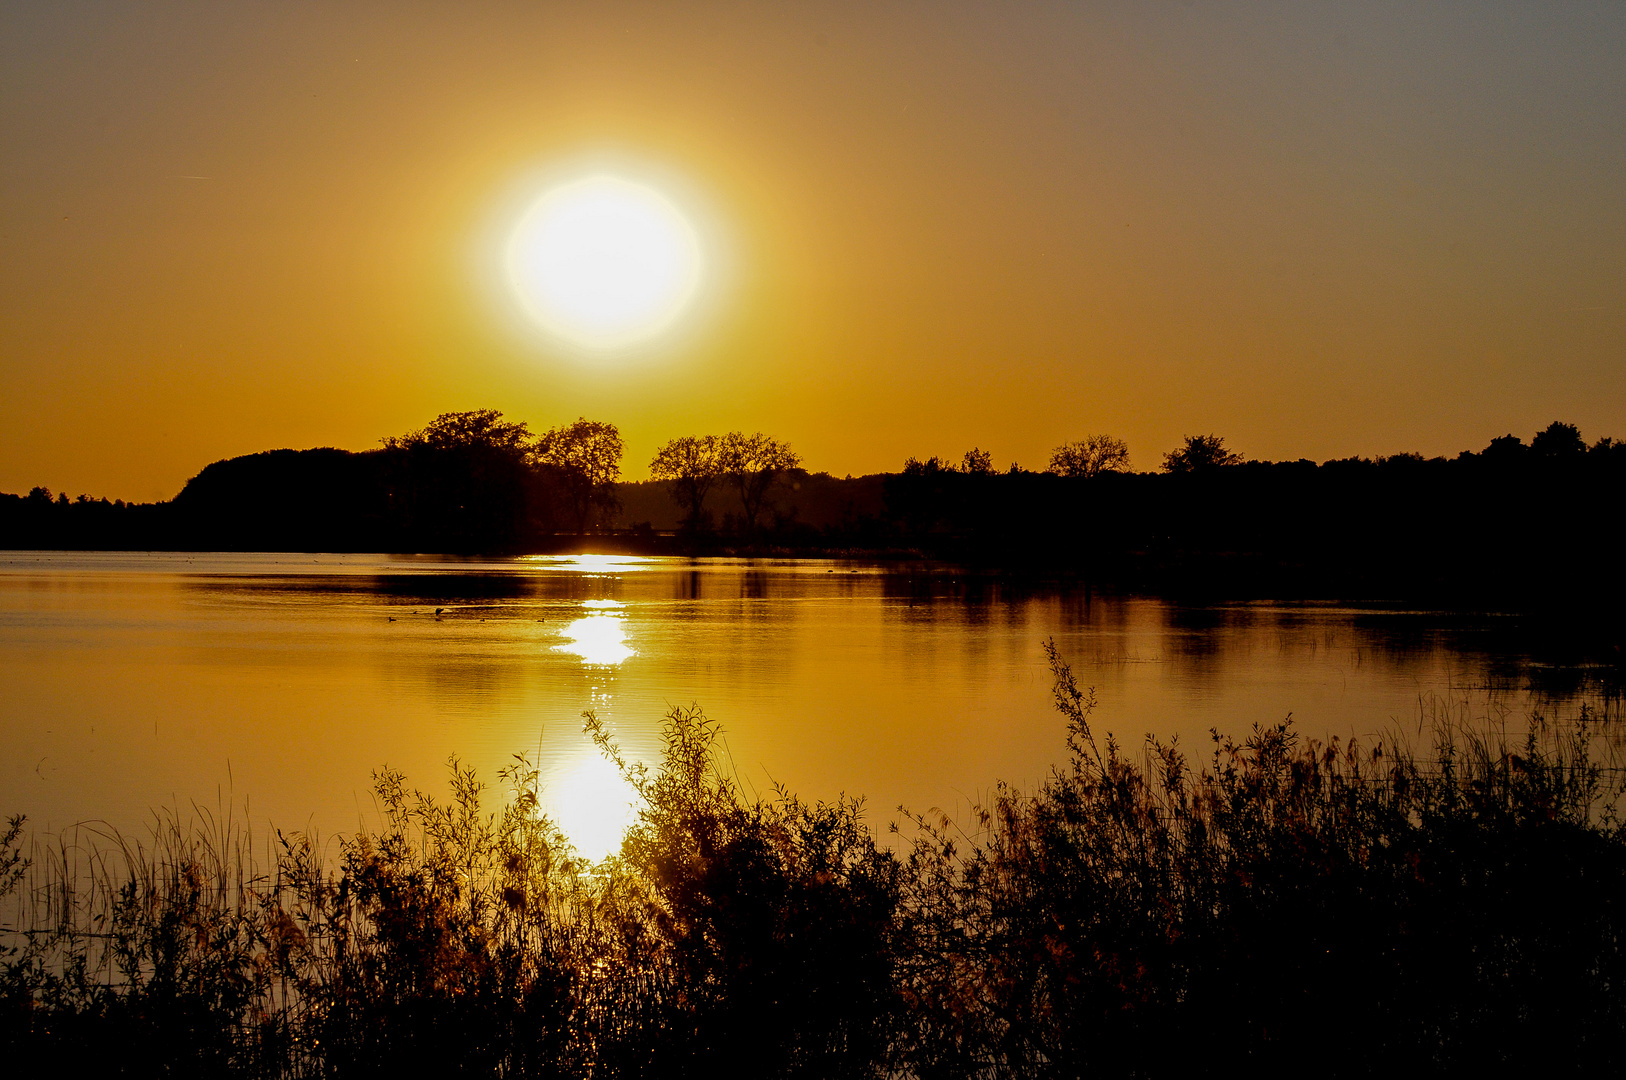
[4,413,1624,608]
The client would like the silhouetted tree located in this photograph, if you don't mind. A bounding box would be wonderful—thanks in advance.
[1593,436,1626,461]
[536,417,624,532]
[960,448,995,475]
[886,456,959,537]
[650,435,724,532]
[382,409,533,454]
[719,432,800,538]
[1049,435,1131,478]
[1162,434,1244,473]
[1480,433,1528,463]
[1533,421,1585,458]
[378,410,539,551]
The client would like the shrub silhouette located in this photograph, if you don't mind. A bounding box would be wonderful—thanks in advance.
[589,706,902,1077]
[892,641,1626,1076]
[3,657,1625,1075]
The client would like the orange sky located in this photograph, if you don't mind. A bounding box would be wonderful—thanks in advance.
[3,1,1623,501]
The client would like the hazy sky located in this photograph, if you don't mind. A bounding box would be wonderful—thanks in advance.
[3,1,1623,499]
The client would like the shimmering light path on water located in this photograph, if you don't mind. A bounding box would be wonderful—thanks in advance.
[0,552,1606,853]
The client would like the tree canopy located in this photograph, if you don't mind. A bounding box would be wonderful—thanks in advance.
[719,432,800,536]
[650,435,724,531]
[382,409,533,454]
[960,448,995,475]
[1532,421,1585,458]
[1048,435,1130,478]
[1162,434,1244,473]
[536,418,624,532]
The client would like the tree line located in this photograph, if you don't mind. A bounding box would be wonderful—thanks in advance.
[648,431,800,536]
[879,420,1626,608]
[0,411,812,555]
[3,415,1623,608]
[0,411,630,554]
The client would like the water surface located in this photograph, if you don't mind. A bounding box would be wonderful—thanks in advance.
[0,552,1609,854]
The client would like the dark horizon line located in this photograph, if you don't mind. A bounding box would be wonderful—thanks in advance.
[6,418,1613,509]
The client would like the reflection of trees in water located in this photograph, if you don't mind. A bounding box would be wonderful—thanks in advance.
[198,562,1624,719]
[673,568,704,601]
[1151,603,1253,689]
[1117,601,1623,711]
[1350,610,1624,705]
[185,560,1626,765]
[367,573,540,601]
[739,570,769,600]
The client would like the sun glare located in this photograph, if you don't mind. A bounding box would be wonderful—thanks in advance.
[506,176,702,349]
[547,752,640,862]
[552,602,636,666]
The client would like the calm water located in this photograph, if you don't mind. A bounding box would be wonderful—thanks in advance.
[0,552,1610,856]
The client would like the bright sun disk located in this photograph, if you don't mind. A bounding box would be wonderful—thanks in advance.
[506,176,702,349]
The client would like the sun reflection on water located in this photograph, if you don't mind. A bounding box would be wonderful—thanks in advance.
[552,601,635,666]
[546,752,639,862]
[540,596,641,857]
[522,554,654,574]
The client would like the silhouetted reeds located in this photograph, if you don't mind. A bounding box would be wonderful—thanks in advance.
[893,644,1626,1076]
[5,651,1626,1075]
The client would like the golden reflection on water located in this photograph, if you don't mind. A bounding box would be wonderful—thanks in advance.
[548,599,638,856]
[552,601,636,666]
[546,751,640,862]
[9,553,1601,858]
[523,554,654,574]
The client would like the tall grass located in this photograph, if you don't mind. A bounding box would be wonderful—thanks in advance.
[4,648,1625,1076]
[894,643,1626,1076]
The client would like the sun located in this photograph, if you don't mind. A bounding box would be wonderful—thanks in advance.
[506,175,703,350]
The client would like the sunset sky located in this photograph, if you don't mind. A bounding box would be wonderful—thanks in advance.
[3,1,1623,501]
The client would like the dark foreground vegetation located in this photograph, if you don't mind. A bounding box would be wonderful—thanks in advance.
[4,650,1625,1077]
[5,413,1625,607]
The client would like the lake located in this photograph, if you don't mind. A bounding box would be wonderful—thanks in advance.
[1,551,1613,858]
